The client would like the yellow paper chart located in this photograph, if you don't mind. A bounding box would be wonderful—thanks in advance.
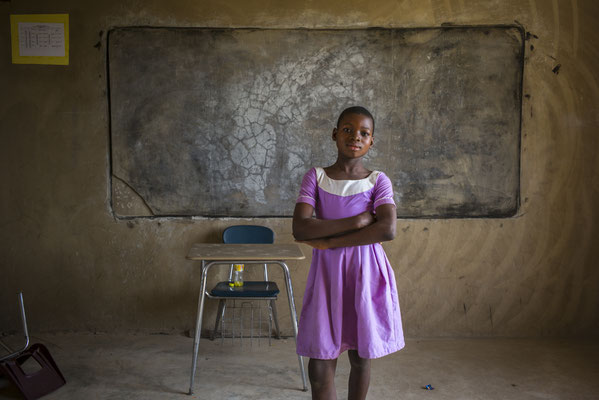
[10,14,69,65]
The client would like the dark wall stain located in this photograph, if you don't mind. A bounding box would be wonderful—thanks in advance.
[552,64,561,74]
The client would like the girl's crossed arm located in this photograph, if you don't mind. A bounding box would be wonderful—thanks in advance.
[292,203,374,241]
[293,204,396,249]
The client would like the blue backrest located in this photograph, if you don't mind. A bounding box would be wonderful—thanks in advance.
[222,225,274,244]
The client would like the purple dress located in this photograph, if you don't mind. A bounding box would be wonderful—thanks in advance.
[295,167,405,360]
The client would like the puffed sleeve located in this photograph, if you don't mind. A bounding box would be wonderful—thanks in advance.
[296,168,317,208]
[373,171,396,209]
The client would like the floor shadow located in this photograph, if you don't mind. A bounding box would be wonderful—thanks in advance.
[0,377,22,399]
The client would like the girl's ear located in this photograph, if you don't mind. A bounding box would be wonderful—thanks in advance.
[332,127,338,141]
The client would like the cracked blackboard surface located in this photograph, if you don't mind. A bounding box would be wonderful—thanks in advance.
[108,27,523,218]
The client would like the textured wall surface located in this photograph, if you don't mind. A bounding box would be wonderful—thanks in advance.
[109,27,522,218]
[1,0,598,338]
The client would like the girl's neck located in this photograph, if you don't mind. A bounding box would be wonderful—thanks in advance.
[325,159,371,180]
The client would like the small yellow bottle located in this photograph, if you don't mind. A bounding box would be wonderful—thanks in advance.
[229,264,244,288]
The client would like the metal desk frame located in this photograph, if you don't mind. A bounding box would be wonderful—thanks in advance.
[187,257,307,394]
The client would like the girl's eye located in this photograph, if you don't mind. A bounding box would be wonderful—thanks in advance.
[361,131,370,136]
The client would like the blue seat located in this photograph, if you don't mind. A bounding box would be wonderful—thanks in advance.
[209,225,281,340]
[210,281,280,297]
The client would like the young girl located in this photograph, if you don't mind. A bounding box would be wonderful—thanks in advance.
[293,106,404,400]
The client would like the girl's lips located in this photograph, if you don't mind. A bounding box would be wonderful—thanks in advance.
[348,145,361,150]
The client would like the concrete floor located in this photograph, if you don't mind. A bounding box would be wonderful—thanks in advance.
[0,334,598,400]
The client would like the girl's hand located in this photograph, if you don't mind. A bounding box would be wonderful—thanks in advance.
[296,237,333,250]
[356,211,376,229]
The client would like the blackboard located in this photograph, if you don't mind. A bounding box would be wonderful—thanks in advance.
[108,26,523,218]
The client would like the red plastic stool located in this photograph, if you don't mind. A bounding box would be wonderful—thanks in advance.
[0,343,66,400]
[0,293,66,399]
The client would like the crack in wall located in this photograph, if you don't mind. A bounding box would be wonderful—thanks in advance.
[112,174,155,216]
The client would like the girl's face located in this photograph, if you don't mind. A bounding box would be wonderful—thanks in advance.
[332,113,374,159]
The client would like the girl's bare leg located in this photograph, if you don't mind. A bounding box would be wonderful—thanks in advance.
[308,358,338,400]
[347,350,371,400]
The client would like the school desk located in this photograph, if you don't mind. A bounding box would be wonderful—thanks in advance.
[186,243,307,394]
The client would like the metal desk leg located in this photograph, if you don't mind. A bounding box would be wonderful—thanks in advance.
[188,260,210,395]
[278,261,308,392]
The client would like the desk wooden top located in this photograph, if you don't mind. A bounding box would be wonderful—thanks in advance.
[186,243,305,261]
